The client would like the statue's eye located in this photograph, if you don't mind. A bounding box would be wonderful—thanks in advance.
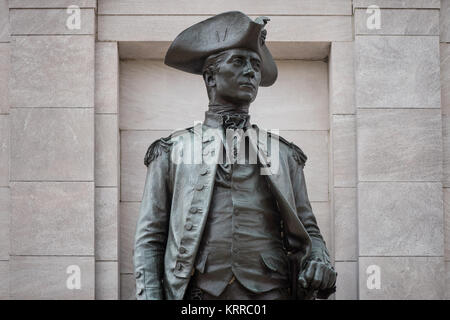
[233,58,244,66]
[252,62,261,72]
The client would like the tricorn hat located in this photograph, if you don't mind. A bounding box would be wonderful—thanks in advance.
[164,11,277,87]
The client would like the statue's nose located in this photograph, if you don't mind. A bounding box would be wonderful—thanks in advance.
[243,62,255,78]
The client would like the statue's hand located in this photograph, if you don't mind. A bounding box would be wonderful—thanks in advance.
[298,259,337,292]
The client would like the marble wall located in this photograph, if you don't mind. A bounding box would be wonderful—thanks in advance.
[0,0,448,300]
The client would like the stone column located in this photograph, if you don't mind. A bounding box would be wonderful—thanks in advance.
[94,42,120,300]
[0,0,10,300]
[329,41,358,300]
[440,0,450,300]
[8,1,96,299]
[354,0,445,299]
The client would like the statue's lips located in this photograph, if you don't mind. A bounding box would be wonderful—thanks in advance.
[239,83,256,90]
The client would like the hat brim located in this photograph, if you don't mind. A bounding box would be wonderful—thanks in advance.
[164,11,277,87]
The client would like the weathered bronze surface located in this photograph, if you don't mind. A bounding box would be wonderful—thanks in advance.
[134,11,336,300]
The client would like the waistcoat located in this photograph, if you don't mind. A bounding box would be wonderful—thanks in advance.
[191,111,290,296]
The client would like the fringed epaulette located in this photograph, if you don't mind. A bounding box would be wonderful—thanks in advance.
[144,136,173,167]
[290,142,307,166]
[267,131,308,166]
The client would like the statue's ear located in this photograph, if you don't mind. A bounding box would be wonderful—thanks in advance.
[203,69,216,88]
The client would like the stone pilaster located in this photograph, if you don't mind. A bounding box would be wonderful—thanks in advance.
[0,0,10,300]
[8,2,96,299]
[95,42,120,300]
[354,1,445,299]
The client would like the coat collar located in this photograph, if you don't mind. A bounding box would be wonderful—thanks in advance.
[203,111,251,130]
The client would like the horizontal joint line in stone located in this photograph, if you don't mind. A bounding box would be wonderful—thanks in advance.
[10,254,95,257]
[356,107,442,110]
[357,181,442,183]
[98,14,353,17]
[12,35,95,38]
[358,255,444,258]
[356,34,439,37]
[12,33,95,36]
[353,7,440,10]
[10,180,94,183]
[10,7,96,10]
[119,129,331,132]
[11,107,94,109]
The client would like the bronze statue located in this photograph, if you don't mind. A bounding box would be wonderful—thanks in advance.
[134,11,336,300]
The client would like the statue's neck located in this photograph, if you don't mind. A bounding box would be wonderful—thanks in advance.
[208,103,249,115]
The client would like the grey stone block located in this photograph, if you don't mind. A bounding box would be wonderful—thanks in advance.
[95,187,118,260]
[95,114,119,187]
[353,0,440,9]
[359,182,443,256]
[119,202,140,274]
[96,261,119,300]
[0,43,9,114]
[355,9,439,35]
[10,256,95,299]
[10,9,95,35]
[334,188,357,261]
[445,188,450,260]
[311,202,331,252]
[444,115,450,187]
[10,35,94,108]
[0,261,8,299]
[442,44,450,116]
[329,41,355,115]
[11,108,94,181]
[9,0,97,8]
[0,0,9,42]
[356,36,440,109]
[0,116,9,186]
[332,115,356,187]
[95,42,118,114]
[11,182,94,255]
[0,187,10,260]
[440,0,450,42]
[359,257,445,299]
[120,273,136,300]
[357,109,443,182]
[335,261,358,300]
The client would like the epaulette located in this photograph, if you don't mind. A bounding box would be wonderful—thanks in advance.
[268,131,307,166]
[143,126,195,167]
[144,136,173,167]
[290,142,307,166]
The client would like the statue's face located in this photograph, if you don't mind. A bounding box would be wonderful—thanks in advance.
[212,48,262,105]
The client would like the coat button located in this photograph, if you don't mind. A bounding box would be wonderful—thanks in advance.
[189,207,198,214]
[200,168,208,175]
[202,150,209,156]
[176,262,183,271]
[185,222,193,231]
[135,271,142,279]
[195,183,204,191]
[137,288,144,295]
[179,247,187,254]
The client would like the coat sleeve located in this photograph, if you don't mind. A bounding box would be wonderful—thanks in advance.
[289,143,331,266]
[134,138,172,300]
